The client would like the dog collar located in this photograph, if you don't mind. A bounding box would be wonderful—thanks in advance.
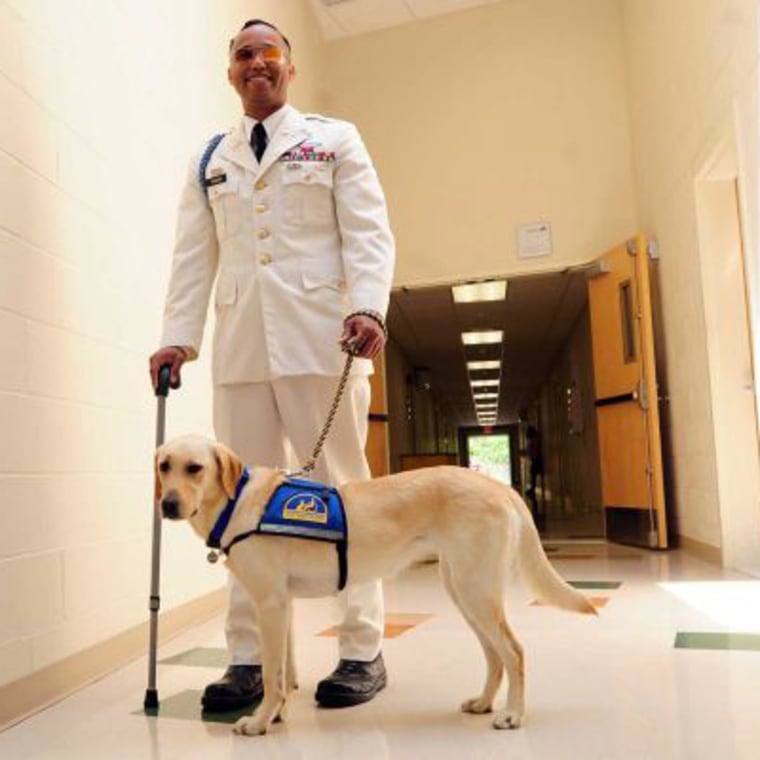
[206,467,250,555]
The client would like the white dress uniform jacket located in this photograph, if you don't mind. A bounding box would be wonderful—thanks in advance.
[161,105,395,385]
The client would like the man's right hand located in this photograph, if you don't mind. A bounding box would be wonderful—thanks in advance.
[149,346,190,392]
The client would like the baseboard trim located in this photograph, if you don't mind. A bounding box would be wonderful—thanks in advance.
[0,588,226,732]
[677,534,722,565]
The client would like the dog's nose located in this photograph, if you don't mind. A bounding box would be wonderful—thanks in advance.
[161,496,180,520]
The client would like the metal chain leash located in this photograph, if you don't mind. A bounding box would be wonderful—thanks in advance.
[288,343,357,477]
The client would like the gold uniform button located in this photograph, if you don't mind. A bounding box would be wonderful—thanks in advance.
[257,229,271,240]
[255,204,268,213]
[259,254,272,265]
[255,180,267,191]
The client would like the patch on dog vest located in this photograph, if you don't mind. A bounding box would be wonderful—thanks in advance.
[218,475,349,590]
[259,479,347,542]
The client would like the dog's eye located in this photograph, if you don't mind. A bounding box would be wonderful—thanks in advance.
[158,461,170,473]
[186,463,204,475]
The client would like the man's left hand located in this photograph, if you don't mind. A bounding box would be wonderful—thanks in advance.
[340,315,386,359]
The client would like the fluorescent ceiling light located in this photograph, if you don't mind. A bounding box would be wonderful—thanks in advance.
[470,379,500,388]
[467,360,501,371]
[473,392,499,400]
[475,402,498,409]
[452,280,507,303]
[462,330,503,346]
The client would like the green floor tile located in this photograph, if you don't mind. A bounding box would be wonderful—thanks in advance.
[160,647,228,668]
[675,632,760,651]
[137,689,257,724]
[568,580,622,590]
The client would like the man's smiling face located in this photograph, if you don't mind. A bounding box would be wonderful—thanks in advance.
[227,24,295,118]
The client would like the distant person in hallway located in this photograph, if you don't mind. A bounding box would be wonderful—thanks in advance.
[524,424,544,524]
[149,17,395,713]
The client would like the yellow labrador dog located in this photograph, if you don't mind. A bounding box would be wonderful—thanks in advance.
[155,434,595,736]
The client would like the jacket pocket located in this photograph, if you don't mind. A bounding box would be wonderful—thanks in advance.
[207,177,242,237]
[214,270,238,308]
[301,264,346,292]
[282,164,335,226]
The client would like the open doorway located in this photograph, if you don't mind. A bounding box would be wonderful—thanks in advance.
[384,270,605,540]
[461,427,514,485]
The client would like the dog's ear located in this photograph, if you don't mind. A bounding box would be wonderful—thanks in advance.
[214,442,243,500]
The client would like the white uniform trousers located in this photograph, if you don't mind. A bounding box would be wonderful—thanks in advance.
[213,375,385,664]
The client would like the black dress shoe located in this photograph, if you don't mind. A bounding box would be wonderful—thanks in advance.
[315,653,387,708]
[201,664,263,712]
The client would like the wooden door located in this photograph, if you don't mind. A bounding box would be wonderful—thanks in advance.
[587,235,667,548]
[366,351,390,477]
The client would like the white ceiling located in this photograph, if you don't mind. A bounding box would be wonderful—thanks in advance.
[308,0,505,40]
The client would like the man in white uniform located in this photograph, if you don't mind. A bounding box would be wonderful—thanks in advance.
[149,18,394,711]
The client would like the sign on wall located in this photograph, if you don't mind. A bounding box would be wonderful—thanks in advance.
[517,222,552,258]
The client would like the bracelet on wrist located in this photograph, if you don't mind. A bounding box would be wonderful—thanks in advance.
[345,309,388,339]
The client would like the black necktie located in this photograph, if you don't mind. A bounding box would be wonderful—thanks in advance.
[251,122,268,162]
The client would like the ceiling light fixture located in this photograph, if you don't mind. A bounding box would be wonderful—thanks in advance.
[470,379,500,388]
[467,360,501,371]
[452,280,508,303]
[462,330,503,346]
[473,392,499,400]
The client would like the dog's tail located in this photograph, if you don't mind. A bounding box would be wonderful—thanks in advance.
[514,496,597,616]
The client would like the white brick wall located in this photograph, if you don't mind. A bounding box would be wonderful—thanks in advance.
[0,0,327,688]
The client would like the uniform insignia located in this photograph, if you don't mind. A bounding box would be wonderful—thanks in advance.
[205,173,227,186]
[279,145,336,163]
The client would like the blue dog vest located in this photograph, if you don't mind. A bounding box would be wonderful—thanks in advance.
[207,471,349,590]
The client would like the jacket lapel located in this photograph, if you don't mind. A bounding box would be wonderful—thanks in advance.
[215,108,311,178]
[216,121,258,175]
[257,108,310,178]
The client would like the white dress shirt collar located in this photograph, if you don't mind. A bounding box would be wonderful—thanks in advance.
[242,103,293,150]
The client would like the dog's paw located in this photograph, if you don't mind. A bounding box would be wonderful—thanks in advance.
[492,709,522,730]
[286,677,299,693]
[461,697,493,714]
[233,716,269,736]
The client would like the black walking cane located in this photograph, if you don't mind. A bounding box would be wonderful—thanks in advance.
[144,364,173,711]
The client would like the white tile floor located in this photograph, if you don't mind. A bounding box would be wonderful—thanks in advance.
[2,543,760,759]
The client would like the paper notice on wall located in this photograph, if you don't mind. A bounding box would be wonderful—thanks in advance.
[517,222,552,258]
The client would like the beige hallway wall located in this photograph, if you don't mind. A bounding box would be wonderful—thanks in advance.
[0,0,325,690]
[621,0,760,562]
[323,0,639,286]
